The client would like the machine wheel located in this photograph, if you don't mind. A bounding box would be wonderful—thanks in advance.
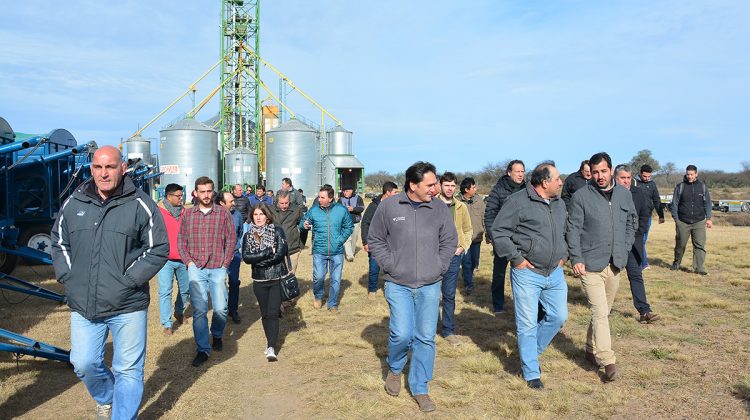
[0,251,18,274]
[18,225,54,264]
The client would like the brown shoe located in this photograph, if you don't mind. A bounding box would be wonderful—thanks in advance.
[384,371,401,396]
[603,364,617,382]
[328,307,338,314]
[413,394,436,412]
[585,351,599,368]
[639,312,660,324]
[174,313,184,325]
[163,327,173,336]
[313,300,322,309]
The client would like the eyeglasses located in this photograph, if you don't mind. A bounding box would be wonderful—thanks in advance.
[168,193,184,199]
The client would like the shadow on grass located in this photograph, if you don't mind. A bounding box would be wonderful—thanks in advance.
[458,308,521,376]
[361,317,391,381]
[0,346,91,417]
[139,282,261,419]
[647,257,673,270]
[731,382,750,415]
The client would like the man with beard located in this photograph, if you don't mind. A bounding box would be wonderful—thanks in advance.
[670,165,712,275]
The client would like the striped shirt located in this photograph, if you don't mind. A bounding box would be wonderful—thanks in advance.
[178,204,236,269]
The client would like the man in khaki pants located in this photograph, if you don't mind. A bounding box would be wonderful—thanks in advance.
[566,152,637,382]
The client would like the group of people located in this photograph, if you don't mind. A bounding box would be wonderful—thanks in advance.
[49,145,713,418]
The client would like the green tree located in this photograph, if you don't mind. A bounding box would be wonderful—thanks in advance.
[629,149,660,173]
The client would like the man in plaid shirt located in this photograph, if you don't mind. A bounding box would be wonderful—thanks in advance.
[178,176,236,367]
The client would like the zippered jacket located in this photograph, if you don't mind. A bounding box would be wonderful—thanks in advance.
[565,184,637,272]
[459,194,486,243]
[633,176,665,219]
[360,196,381,247]
[298,201,353,255]
[485,175,525,241]
[491,184,568,277]
[670,177,711,224]
[561,171,589,209]
[339,194,365,223]
[51,177,169,320]
[271,203,304,254]
[367,192,458,288]
[437,194,473,252]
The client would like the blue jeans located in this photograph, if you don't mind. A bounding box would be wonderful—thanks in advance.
[227,252,242,313]
[642,216,652,267]
[440,253,462,337]
[367,253,381,292]
[188,265,228,353]
[460,242,481,289]
[511,266,568,381]
[157,260,190,328]
[70,310,147,420]
[384,280,441,396]
[312,253,344,308]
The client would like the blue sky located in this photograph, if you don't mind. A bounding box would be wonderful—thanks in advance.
[1,1,748,175]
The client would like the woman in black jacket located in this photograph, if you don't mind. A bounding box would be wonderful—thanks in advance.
[242,203,289,361]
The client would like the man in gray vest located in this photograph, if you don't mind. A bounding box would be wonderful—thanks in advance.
[670,164,712,275]
[566,152,636,382]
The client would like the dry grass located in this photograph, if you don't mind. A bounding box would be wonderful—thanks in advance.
[2,221,750,418]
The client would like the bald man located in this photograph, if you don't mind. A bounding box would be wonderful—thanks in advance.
[52,145,169,419]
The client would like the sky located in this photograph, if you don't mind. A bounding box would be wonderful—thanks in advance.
[1,0,749,175]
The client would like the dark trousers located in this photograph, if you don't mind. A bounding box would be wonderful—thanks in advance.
[227,252,242,313]
[300,229,309,247]
[441,254,462,337]
[253,280,281,348]
[367,253,381,292]
[461,241,481,289]
[491,252,509,312]
[625,249,651,315]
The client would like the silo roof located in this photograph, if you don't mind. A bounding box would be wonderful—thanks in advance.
[325,154,364,169]
[327,125,351,134]
[162,118,218,132]
[267,118,317,133]
[226,147,257,155]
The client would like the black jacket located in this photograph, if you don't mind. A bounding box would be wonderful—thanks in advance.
[670,177,712,224]
[271,204,304,254]
[634,177,664,219]
[629,186,652,263]
[51,176,169,319]
[242,226,290,281]
[360,195,381,247]
[339,194,365,223]
[561,171,589,209]
[484,175,525,241]
[233,194,251,222]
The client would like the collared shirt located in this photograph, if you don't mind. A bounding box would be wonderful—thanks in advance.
[178,203,236,269]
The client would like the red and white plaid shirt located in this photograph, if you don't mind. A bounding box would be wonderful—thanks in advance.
[177,204,236,269]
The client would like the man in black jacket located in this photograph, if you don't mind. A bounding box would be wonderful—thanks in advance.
[615,165,659,323]
[51,146,169,420]
[561,160,591,209]
[633,164,665,270]
[361,181,399,297]
[232,184,251,222]
[484,159,525,314]
[670,164,712,275]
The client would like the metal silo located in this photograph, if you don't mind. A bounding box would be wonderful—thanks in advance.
[224,147,258,187]
[326,125,352,155]
[124,135,152,165]
[0,117,15,145]
[159,118,220,193]
[265,119,320,197]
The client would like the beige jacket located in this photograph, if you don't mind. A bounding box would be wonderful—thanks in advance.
[437,194,473,252]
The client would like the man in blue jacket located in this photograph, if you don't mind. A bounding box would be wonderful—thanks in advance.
[51,146,169,420]
[299,185,353,311]
[367,161,458,412]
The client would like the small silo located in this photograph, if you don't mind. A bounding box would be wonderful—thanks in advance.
[322,125,364,193]
[159,118,220,193]
[124,135,153,165]
[0,116,15,145]
[265,119,320,197]
[224,147,259,187]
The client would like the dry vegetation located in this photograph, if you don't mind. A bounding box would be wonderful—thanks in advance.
[2,220,750,419]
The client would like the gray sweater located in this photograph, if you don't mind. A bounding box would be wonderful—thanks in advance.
[565,184,637,272]
[491,184,568,277]
[367,191,458,288]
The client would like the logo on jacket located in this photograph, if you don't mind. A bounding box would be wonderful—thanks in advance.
[392,216,406,222]
[77,210,86,216]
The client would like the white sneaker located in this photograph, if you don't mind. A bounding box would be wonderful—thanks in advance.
[95,403,112,420]
[266,347,277,361]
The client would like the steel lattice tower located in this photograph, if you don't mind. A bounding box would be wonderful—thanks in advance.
[220,0,260,153]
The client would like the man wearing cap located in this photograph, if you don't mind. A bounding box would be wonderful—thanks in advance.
[339,185,365,262]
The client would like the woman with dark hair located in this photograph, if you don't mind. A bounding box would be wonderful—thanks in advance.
[242,203,289,361]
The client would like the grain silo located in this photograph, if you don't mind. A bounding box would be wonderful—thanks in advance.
[224,147,259,187]
[159,118,220,193]
[322,125,364,193]
[265,119,320,197]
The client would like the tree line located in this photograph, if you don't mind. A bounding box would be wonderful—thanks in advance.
[365,150,750,194]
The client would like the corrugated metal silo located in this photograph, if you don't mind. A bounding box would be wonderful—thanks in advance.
[326,125,352,155]
[224,147,258,186]
[159,118,220,193]
[265,119,320,197]
[125,135,152,165]
[0,117,15,145]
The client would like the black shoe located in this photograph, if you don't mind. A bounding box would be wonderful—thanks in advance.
[527,378,544,389]
[696,270,709,276]
[229,311,241,324]
[212,337,223,352]
[192,351,209,367]
[670,263,680,271]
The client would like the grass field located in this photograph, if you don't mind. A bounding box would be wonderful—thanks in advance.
[2,216,750,419]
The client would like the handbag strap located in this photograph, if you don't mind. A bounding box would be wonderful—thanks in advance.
[284,253,292,274]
